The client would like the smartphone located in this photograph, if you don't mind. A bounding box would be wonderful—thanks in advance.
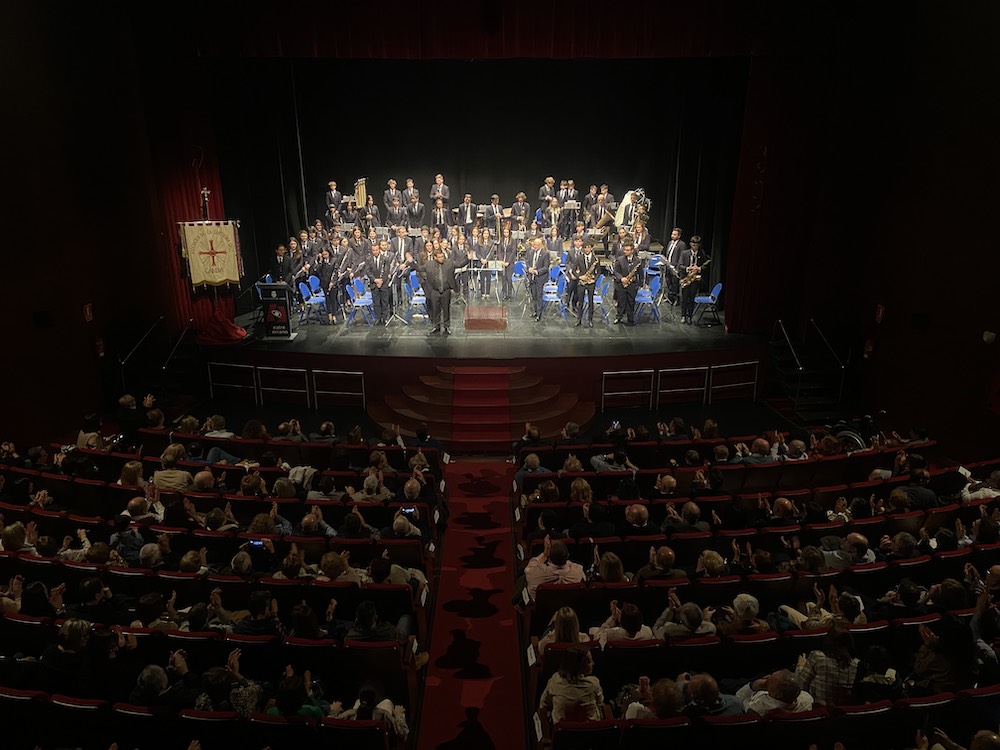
[611,420,621,430]
[401,507,416,516]
[247,539,265,548]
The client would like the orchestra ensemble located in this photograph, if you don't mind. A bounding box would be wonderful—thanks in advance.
[268,175,711,331]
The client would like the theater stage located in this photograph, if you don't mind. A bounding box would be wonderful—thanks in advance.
[233,295,758,360]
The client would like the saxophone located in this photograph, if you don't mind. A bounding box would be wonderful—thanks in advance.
[680,258,711,288]
[621,258,641,287]
[579,257,601,285]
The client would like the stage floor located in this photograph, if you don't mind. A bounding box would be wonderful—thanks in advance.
[237,295,760,359]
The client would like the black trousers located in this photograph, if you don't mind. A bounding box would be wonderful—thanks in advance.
[577,282,595,322]
[428,288,453,327]
[615,280,637,322]
[681,283,697,319]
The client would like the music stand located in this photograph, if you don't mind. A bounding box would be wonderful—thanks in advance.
[375,226,390,240]
[341,222,355,237]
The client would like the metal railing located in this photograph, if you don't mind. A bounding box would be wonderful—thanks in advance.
[601,370,655,411]
[772,319,804,410]
[809,319,845,408]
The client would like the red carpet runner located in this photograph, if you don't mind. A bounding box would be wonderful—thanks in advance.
[417,461,525,750]
[449,367,512,452]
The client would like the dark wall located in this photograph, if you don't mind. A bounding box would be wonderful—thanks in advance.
[2,3,173,445]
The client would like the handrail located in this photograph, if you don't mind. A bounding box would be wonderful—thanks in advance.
[809,319,844,369]
[162,318,195,372]
[119,316,164,368]
[774,319,802,371]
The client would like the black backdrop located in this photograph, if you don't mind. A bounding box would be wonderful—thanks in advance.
[207,56,748,310]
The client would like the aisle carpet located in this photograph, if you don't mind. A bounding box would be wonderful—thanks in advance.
[450,367,511,452]
[416,461,525,750]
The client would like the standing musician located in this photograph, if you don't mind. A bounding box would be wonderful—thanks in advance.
[419,244,470,335]
[564,235,585,315]
[538,176,556,205]
[402,178,419,205]
[314,248,339,325]
[679,235,709,325]
[369,240,393,325]
[545,197,561,235]
[582,184,599,217]
[457,193,477,239]
[621,191,641,230]
[385,196,406,230]
[525,237,550,321]
[545,225,563,276]
[453,233,472,298]
[429,174,450,209]
[497,225,517,301]
[664,227,688,306]
[474,228,496,298]
[272,244,293,285]
[383,179,402,213]
[431,198,452,236]
[633,220,651,255]
[613,239,642,326]
[599,184,616,209]
[390,226,413,303]
[560,179,579,238]
[573,240,601,328]
[510,192,531,229]
[610,226,630,258]
[485,194,504,234]
[362,195,382,234]
[525,220,544,248]
[406,193,425,229]
[324,181,343,217]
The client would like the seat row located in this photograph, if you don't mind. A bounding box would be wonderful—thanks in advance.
[535,688,1000,750]
[0,686,393,750]
[518,462,963,507]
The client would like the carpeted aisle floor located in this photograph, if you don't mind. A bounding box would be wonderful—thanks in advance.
[450,367,511,453]
[417,461,525,750]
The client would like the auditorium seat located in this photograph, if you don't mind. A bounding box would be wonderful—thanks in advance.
[699,712,764,745]
[721,631,781,679]
[765,707,830,748]
[619,716,693,745]
[248,712,319,750]
[111,703,172,750]
[529,583,588,638]
[177,709,241,746]
[662,635,722,675]
[885,510,926,538]
[594,639,663,699]
[319,717,390,750]
[47,694,113,748]
[829,701,895,750]
[0,613,56,658]
[550,718,621,750]
[164,630,225,673]
[223,634,283,681]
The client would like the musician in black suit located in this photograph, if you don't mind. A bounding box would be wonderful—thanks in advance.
[599,184,616,209]
[314,248,339,324]
[582,184,599,216]
[385,197,406,229]
[485,194,504,234]
[474,229,495,297]
[525,237,550,321]
[383,179,402,213]
[389,226,413,304]
[664,227,688,306]
[538,176,556,205]
[324,181,343,215]
[430,198,451,236]
[402,178,418,205]
[573,240,601,327]
[497,225,517,301]
[369,241,393,324]
[272,244,293,285]
[613,239,642,326]
[341,199,360,228]
[419,246,471,334]
[679,235,709,325]
[510,192,531,229]
[406,194,425,229]
[362,195,382,232]
[429,174,450,208]
[564,235,585,318]
[457,193,477,239]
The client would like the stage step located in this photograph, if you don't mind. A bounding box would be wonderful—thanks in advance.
[403,383,560,408]
[419,374,544,392]
[437,366,526,377]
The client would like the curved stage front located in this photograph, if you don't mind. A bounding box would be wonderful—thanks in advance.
[211,304,767,446]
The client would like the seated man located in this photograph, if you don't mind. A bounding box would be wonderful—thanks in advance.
[735,669,814,714]
[515,452,552,493]
[636,546,689,582]
[653,596,716,640]
[729,438,776,464]
[523,536,586,602]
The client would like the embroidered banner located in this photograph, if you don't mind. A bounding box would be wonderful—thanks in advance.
[179,220,243,288]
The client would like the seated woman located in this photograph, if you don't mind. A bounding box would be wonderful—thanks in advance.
[794,624,859,706]
[538,606,592,655]
[330,686,409,743]
[623,677,684,719]
[539,643,605,723]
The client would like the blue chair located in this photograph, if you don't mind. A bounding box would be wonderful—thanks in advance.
[644,254,664,286]
[346,277,374,327]
[592,275,610,323]
[541,280,567,321]
[298,282,326,324]
[403,280,428,325]
[635,276,660,324]
[694,282,723,326]
[511,260,526,299]
[548,265,561,282]
[308,275,323,294]
[264,274,273,283]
